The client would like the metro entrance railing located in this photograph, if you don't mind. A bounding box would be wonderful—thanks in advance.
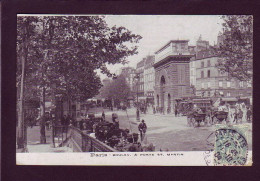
[52,125,117,152]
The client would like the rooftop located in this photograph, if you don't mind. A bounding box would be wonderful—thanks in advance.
[155,40,189,54]
[196,48,217,60]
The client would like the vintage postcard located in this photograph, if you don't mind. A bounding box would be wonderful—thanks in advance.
[16,15,253,166]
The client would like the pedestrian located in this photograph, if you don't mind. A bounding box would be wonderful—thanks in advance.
[136,109,140,120]
[45,113,51,130]
[112,113,118,122]
[61,115,66,125]
[175,104,178,117]
[102,111,105,121]
[114,118,119,129]
[238,109,243,123]
[247,107,252,122]
[242,103,247,123]
[138,119,147,142]
[66,115,72,126]
[233,108,238,124]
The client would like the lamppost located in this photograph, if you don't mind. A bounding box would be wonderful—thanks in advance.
[134,74,140,121]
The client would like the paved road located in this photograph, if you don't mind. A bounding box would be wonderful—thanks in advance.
[24,107,252,152]
[91,107,252,151]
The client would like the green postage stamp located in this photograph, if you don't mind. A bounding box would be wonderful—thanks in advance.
[214,124,251,166]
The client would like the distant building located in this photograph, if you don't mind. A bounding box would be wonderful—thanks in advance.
[189,56,197,87]
[136,59,145,102]
[217,32,224,48]
[196,35,210,56]
[188,46,196,55]
[144,55,155,104]
[154,40,193,113]
[119,67,136,91]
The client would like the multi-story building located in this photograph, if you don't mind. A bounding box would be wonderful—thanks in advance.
[119,67,136,91]
[154,40,193,112]
[189,56,197,87]
[144,55,155,104]
[194,49,252,98]
[189,45,197,88]
[136,59,145,102]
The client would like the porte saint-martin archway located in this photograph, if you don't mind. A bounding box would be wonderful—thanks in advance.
[154,40,193,114]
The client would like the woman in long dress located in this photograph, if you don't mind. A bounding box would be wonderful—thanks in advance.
[241,103,247,123]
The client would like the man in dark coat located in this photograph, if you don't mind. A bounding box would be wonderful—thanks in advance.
[61,115,67,126]
[102,111,105,121]
[247,107,252,122]
[138,120,147,141]
[66,114,72,126]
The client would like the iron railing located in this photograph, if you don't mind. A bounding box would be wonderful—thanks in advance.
[53,125,117,152]
[53,125,68,147]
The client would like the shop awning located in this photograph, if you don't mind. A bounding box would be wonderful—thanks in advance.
[221,98,238,102]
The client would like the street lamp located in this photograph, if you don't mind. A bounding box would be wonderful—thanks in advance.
[134,74,140,121]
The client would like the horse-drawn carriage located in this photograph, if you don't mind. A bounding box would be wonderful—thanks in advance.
[187,112,207,127]
[186,98,214,127]
[187,109,229,127]
[211,111,229,124]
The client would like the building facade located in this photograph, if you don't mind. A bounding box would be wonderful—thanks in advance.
[144,55,155,104]
[119,67,136,91]
[136,59,145,102]
[154,40,193,112]
[194,50,252,98]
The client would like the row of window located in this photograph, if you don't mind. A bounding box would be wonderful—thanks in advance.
[201,81,252,89]
[201,70,211,78]
[201,60,211,68]
[144,74,154,82]
[144,82,155,90]
[139,84,144,91]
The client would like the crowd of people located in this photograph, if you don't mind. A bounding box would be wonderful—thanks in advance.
[217,102,252,124]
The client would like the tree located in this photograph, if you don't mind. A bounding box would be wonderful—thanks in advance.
[17,16,40,148]
[101,74,131,106]
[17,16,142,146]
[216,15,253,82]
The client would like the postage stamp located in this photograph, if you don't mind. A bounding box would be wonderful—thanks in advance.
[214,124,250,166]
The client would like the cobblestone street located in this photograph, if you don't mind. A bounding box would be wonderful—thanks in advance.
[92,108,252,151]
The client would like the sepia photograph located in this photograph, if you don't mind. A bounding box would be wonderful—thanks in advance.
[16,15,253,166]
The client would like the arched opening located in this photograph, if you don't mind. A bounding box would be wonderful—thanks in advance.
[160,76,166,86]
[167,94,171,114]
[160,76,166,113]
[157,95,159,106]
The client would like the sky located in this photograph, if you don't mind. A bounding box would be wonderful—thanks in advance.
[98,15,223,80]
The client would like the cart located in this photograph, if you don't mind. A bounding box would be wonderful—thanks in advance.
[212,111,228,124]
[187,112,207,127]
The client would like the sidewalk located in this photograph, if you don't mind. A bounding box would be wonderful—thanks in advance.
[17,126,72,153]
[27,143,72,153]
